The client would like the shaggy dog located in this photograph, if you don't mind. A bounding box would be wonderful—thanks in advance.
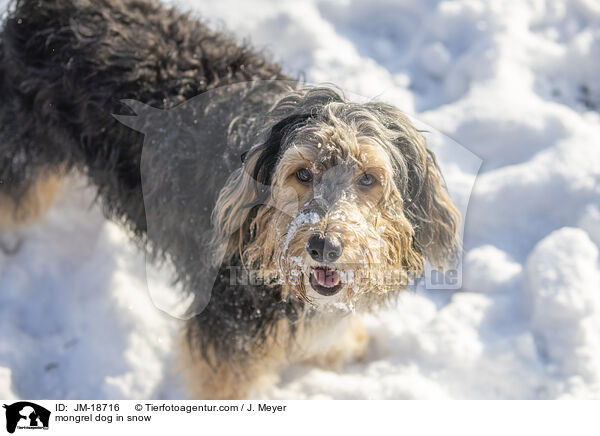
[0,0,460,398]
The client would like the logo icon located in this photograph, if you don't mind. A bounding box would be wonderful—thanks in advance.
[2,402,50,434]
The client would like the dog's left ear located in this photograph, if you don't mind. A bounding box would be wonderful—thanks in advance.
[405,146,461,268]
[368,103,461,268]
[249,113,313,189]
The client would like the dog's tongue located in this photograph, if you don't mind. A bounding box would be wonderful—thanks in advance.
[313,267,340,288]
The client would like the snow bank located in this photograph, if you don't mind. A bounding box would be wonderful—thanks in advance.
[1,0,600,399]
[525,228,600,392]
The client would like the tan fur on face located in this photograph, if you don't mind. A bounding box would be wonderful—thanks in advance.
[0,171,62,230]
[212,87,460,306]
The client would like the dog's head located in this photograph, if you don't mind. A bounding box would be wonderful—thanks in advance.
[213,87,460,308]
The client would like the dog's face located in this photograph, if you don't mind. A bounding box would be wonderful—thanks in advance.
[264,122,417,306]
[214,87,459,308]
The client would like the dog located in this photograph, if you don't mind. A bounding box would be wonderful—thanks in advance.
[0,0,460,399]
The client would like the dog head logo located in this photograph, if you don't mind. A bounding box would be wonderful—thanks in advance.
[2,402,50,434]
[115,82,478,316]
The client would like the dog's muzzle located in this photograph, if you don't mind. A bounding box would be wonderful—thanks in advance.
[306,234,344,296]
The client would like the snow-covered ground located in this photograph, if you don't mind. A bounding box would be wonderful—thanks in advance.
[1,0,600,399]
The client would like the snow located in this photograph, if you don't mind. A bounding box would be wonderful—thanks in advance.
[1,0,600,399]
[525,228,600,388]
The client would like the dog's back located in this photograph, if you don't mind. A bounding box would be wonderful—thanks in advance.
[0,0,291,236]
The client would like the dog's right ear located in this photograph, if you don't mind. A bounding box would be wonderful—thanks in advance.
[211,113,312,259]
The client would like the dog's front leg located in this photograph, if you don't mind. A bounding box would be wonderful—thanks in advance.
[177,327,288,400]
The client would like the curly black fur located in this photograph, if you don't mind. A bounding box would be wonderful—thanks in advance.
[1,0,289,227]
[0,0,304,364]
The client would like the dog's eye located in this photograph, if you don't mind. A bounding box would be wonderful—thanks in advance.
[296,168,313,184]
[357,173,376,187]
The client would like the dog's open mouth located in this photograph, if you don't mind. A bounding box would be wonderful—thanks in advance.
[310,266,343,296]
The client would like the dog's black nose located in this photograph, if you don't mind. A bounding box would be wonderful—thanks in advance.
[306,234,343,263]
